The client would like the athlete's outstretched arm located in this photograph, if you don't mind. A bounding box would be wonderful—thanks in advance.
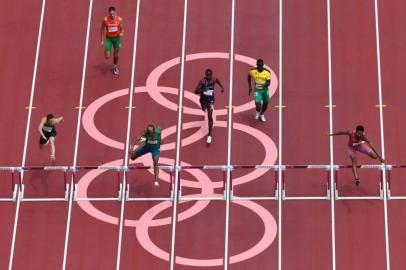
[38,117,47,140]
[247,73,252,95]
[194,81,203,94]
[119,17,124,37]
[52,116,64,125]
[101,19,106,44]
[327,131,351,136]
[215,78,225,93]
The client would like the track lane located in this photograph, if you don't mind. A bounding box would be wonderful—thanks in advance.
[331,1,387,269]
[282,0,332,269]
[64,1,138,269]
[9,0,89,269]
[173,1,232,269]
[118,0,184,268]
[228,0,279,269]
[378,0,406,269]
[0,0,43,267]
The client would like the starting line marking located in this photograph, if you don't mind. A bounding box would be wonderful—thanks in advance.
[75,106,86,110]
[274,105,286,108]
[324,104,336,108]
[24,106,36,110]
[375,104,387,108]
[125,106,136,109]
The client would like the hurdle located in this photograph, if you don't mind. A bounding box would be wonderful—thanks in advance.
[0,163,401,203]
[0,167,21,202]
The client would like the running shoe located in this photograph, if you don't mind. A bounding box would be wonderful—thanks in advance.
[154,181,159,187]
[260,114,266,122]
[255,112,260,120]
[112,66,119,75]
[355,178,361,186]
[206,136,212,144]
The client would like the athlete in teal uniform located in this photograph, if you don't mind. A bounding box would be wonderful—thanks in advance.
[129,124,161,186]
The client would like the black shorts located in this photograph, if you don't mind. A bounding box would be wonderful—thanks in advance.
[39,131,56,145]
[200,98,214,111]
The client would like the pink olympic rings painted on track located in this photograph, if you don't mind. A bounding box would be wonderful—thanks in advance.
[145,52,278,116]
[77,52,279,266]
[136,198,277,266]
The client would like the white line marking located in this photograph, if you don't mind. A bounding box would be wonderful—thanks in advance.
[169,0,188,269]
[373,1,390,269]
[326,0,337,269]
[115,0,142,268]
[278,0,283,269]
[8,0,47,269]
[223,0,235,269]
[61,0,94,269]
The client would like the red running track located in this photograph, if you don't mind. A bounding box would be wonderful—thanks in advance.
[1,0,406,270]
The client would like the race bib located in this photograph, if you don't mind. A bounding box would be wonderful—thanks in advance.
[148,140,158,145]
[203,90,214,96]
[108,26,118,32]
[352,141,365,147]
[42,126,53,133]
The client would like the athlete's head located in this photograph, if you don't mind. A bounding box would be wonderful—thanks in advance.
[108,6,116,18]
[355,125,365,136]
[257,59,264,72]
[205,69,213,80]
[46,114,54,121]
[146,124,155,135]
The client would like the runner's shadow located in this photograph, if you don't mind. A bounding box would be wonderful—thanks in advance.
[128,177,154,198]
[26,162,50,196]
[94,63,112,76]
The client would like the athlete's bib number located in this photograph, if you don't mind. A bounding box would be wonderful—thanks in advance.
[108,26,118,33]
[352,141,364,147]
[203,90,214,96]
[148,140,158,144]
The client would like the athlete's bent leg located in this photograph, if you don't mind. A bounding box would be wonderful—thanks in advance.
[207,107,213,137]
[49,137,56,161]
[350,154,360,185]
[113,48,119,65]
[105,51,111,60]
[260,102,268,114]
[152,156,160,186]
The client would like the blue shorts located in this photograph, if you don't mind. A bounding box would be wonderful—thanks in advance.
[134,145,160,159]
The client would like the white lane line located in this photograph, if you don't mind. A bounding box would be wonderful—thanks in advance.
[61,0,94,269]
[8,0,47,269]
[115,0,142,268]
[326,0,336,269]
[278,0,283,269]
[373,0,390,269]
[169,0,189,269]
[223,0,235,269]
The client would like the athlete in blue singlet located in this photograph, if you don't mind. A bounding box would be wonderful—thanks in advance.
[195,69,225,144]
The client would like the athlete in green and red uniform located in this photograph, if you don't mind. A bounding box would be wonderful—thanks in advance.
[101,6,124,75]
[129,125,162,187]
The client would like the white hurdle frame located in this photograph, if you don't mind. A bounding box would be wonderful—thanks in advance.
[0,163,403,203]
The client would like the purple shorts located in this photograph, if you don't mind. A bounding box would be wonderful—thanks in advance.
[347,142,373,156]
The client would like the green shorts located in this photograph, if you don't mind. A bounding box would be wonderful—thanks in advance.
[104,36,121,52]
[254,88,270,103]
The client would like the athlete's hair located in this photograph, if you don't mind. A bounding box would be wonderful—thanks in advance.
[356,125,364,132]
[46,114,54,120]
[146,124,155,132]
[257,58,264,66]
[108,6,116,12]
[205,69,212,75]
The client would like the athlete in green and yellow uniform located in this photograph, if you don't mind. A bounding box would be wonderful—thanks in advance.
[129,125,162,186]
[248,59,271,122]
